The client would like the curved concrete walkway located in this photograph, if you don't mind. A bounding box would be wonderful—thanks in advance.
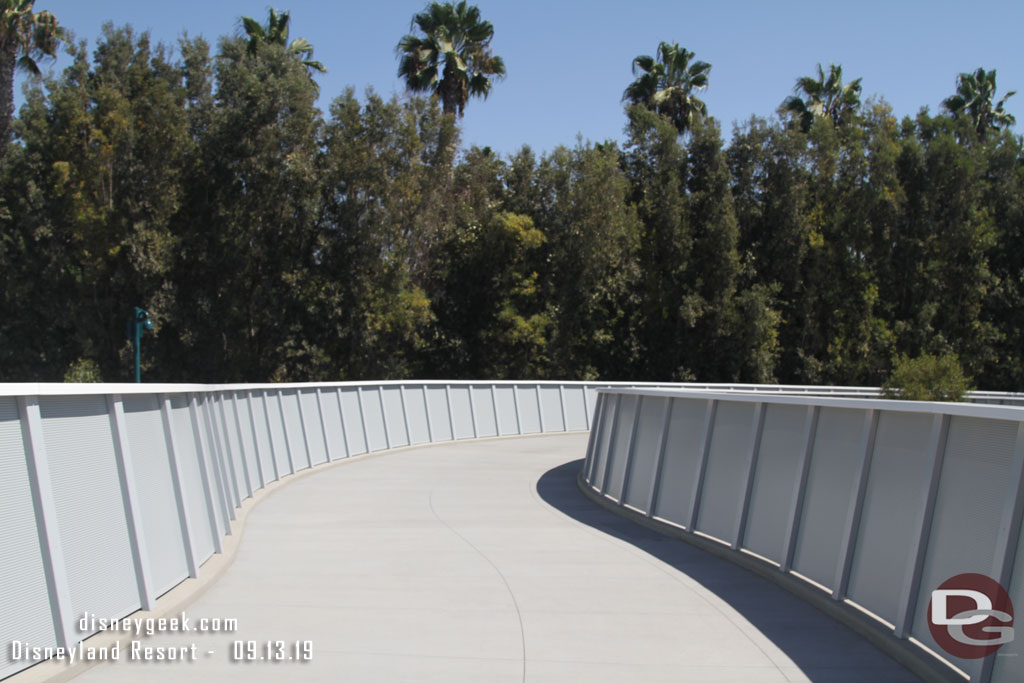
[71,433,919,682]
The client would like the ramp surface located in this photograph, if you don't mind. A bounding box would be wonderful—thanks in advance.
[71,433,919,682]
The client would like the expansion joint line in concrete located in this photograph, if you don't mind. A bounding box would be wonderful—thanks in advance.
[427,489,528,683]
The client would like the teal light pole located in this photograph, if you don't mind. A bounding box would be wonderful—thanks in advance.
[131,307,154,383]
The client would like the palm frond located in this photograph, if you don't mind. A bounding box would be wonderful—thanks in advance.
[395,1,504,117]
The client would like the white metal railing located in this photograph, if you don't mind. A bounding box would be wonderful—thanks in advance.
[1,379,614,681]
[2,379,1022,681]
[582,387,1024,683]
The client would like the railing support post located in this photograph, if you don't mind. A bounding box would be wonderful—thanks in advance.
[733,403,766,549]
[686,399,719,531]
[832,410,879,599]
[781,405,819,572]
[18,396,76,649]
[894,413,950,638]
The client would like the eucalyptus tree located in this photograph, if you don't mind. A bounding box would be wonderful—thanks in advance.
[240,7,325,78]
[942,67,1016,138]
[5,25,190,380]
[396,1,505,118]
[0,0,60,159]
[783,63,862,132]
[623,41,710,136]
[172,30,324,381]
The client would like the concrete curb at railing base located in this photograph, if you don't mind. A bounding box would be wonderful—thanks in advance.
[5,446,385,683]
[575,472,968,683]
[5,431,582,683]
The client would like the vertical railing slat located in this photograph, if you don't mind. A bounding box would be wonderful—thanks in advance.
[18,396,76,649]
[893,414,950,638]
[106,394,155,610]
[733,403,766,550]
[781,405,819,572]
[686,400,719,531]
[160,394,199,578]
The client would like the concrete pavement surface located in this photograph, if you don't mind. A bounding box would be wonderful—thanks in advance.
[68,433,920,682]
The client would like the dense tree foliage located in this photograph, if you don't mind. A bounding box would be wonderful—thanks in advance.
[1,18,1022,392]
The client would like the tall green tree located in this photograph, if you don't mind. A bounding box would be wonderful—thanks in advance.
[624,41,710,136]
[624,103,691,379]
[4,25,190,380]
[396,1,505,118]
[942,67,1016,139]
[532,141,642,379]
[314,89,449,380]
[783,63,862,132]
[171,31,323,381]
[0,0,59,160]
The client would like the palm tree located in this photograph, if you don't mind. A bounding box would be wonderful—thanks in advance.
[0,0,60,159]
[240,8,326,77]
[783,63,862,132]
[942,68,1016,138]
[396,1,505,118]
[623,42,711,136]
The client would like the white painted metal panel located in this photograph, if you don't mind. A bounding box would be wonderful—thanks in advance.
[320,390,348,457]
[199,395,234,529]
[516,386,542,434]
[264,393,293,474]
[563,386,588,431]
[339,389,368,455]
[994,487,1024,683]
[584,387,599,427]
[298,391,328,465]
[280,391,310,470]
[493,386,519,436]
[122,395,189,596]
[425,386,452,442]
[606,394,638,500]
[169,397,215,563]
[744,404,808,563]
[653,398,710,526]
[470,386,498,437]
[360,389,388,452]
[39,396,139,625]
[232,394,261,486]
[539,386,564,431]
[792,407,866,590]
[247,394,278,482]
[0,398,56,680]
[847,412,935,623]
[203,396,237,508]
[911,417,1019,651]
[697,401,757,544]
[449,386,474,439]
[216,394,248,498]
[623,396,668,510]
[381,387,410,447]
[587,396,616,488]
[403,387,430,445]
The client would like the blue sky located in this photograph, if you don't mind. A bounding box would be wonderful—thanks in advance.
[22,0,1024,157]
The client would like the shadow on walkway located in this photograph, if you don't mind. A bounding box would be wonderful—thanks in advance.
[535,459,922,683]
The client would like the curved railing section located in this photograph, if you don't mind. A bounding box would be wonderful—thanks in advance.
[1,379,616,681]
[581,388,1024,683]
[2,379,1023,681]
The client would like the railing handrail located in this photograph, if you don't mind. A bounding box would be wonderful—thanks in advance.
[1,379,1020,401]
[599,386,1024,422]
